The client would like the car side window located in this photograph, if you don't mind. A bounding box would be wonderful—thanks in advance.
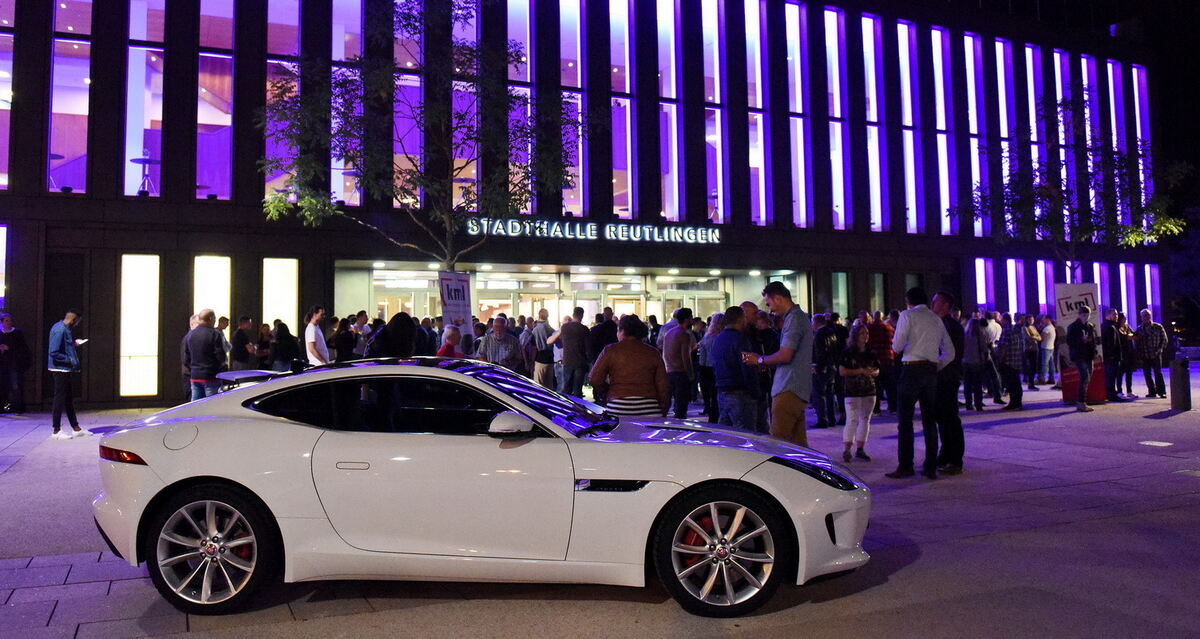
[251,383,333,427]
[330,377,510,435]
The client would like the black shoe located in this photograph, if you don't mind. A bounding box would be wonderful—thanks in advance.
[1050,385,1062,390]
[1144,393,1157,398]
[1001,404,1023,411]
[922,468,938,480]
[855,449,871,461]
[975,405,985,411]
[993,399,1007,405]
[1107,396,1128,403]
[1158,394,1167,399]
[885,468,915,479]
[812,421,830,429]
[939,464,963,475]
[1028,386,1039,391]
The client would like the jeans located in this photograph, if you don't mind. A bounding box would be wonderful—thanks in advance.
[1073,359,1093,404]
[698,366,717,418]
[667,372,692,418]
[999,364,1023,407]
[0,364,24,411]
[985,358,1003,401]
[1143,362,1166,396]
[558,364,588,399]
[876,363,897,412]
[937,366,964,467]
[1038,349,1057,382]
[812,370,837,426]
[896,362,939,473]
[1024,351,1040,387]
[963,363,985,409]
[51,371,79,432]
[717,391,758,431]
[190,379,222,402]
[1103,357,1121,399]
[843,395,875,444]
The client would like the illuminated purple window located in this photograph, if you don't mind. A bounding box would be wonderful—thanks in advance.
[1106,60,1129,224]
[333,0,362,62]
[393,74,422,208]
[825,8,849,230]
[1065,259,1076,284]
[55,0,91,35]
[1026,45,1047,236]
[1131,65,1151,207]
[130,0,165,43]
[1053,49,1074,233]
[933,26,954,235]
[790,117,810,228]
[660,102,680,220]
[612,97,633,219]
[124,47,164,196]
[974,258,995,309]
[1118,263,1136,326]
[264,59,297,199]
[197,53,232,200]
[1006,258,1024,313]
[610,0,630,93]
[786,3,809,228]
[863,15,885,232]
[48,39,90,194]
[748,113,767,225]
[1035,260,1052,314]
[702,0,722,104]
[562,92,585,217]
[1144,264,1160,320]
[745,0,764,108]
[656,0,677,98]
[897,20,921,234]
[964,34,986,236]
[1080,55,1100,215]
[267,0,300,57]
[0,3,12,27]
[785,2,805,114]
[1092,262,1109,308]
[0,35,13,190]
[561,0,581,88]
[200,0,233,50]
[508,0,531,82]
[705,108,725,223]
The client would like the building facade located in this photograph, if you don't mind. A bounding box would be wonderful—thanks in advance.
[0,0,1168,407]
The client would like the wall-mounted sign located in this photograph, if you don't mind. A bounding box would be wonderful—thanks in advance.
[438,271,473,329]
[465,217,722,245]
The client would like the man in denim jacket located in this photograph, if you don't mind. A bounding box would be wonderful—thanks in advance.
[47,309,91,440]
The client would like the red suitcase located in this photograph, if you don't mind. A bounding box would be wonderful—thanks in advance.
[1060,360,1108,405]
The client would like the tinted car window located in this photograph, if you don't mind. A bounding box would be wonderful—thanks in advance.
[330,377,509,435]
[251,383,333,426]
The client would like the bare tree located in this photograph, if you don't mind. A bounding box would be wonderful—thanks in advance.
[261,0,583,270]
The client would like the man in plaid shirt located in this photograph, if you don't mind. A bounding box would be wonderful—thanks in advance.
[1136,309,1169,398]
[996,314,1027,411]
[867,311,896,413]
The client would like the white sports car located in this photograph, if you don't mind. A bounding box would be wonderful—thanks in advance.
[93,358,870,617]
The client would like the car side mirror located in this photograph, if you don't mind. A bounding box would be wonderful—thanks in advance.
[488,411,536,438]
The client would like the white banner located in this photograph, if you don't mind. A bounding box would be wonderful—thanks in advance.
[438,271,473,329]
[1053,283,1100,331]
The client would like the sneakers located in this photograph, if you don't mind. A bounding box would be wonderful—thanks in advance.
[1076,403,1094,412]
[51,431,73,440]
[855,449,872,461]
[74,429,95,437]
[939,464,963,475]
[885,467,915,479]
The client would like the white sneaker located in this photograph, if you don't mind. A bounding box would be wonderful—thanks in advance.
[74,429,95,437]
[52,431,73,440]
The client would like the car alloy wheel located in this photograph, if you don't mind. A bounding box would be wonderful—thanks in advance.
[156,500,257,605]
[670,500,775,607]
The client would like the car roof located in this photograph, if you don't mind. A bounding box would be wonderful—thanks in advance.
[217,357,497,388]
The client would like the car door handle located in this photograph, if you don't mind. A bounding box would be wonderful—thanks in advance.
[336,462,371,471]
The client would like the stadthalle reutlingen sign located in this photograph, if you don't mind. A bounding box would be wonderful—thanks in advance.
[465,217,722,244]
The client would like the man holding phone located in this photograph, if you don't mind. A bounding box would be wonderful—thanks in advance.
[47,309,92,440]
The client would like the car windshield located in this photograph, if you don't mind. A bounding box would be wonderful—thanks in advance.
[453,362,614,436]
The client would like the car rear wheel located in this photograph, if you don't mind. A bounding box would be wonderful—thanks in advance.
[653,483,793,617]
[144,484,279,615]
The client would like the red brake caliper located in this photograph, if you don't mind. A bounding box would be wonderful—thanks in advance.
[680,516,714,569]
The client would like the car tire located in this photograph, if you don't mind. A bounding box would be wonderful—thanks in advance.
[143,484,280,615]
[652,482,794,617]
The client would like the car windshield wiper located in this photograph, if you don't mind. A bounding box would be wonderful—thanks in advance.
[575,415,620,438]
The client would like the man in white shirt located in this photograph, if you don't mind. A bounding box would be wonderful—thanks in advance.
[886,287,955,480]
[305,305,330,366]
[1038,315,1058,387]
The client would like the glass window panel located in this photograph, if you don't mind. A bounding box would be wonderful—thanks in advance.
[193,255,231,339]
[333,0,362,62]
[867,125,883,231]
[563,92,585,216]
[824,9,843,119]
[862,15,879,123]
[0,35,12,190]
[745,0,763,108]
[937,132,952,234]
[55,0,91,36]
[610,0,630,93]
[748,112,766,225]
[656,0,676,98]
[129,0,165,43]
[560,0,581,88]
[1027,45,1043,143]
[197,53,233,200]
[996,39,1013,139]
[200,0,233,50]
[660,102,679,220]
[264,60,298,198]
[1132,65,1151,205]
[869,273,885,312]
[785,2,804,114]
[831,271,849,318]
[49,39,90,194]
[267,0,300,56]
[705,107,724,223]
[964,34,981,135]
[829,121,847,229]
[394,74,422,208]
[125,47,164,196]
[0,3,12,27]
[508,0,531,82]
[0,225,6,309]
[897,21,915,127]
[790,116,808,227]
[506,85,530,213]
[331,66,361,207]
[902,129,919,233]
[932,27,948,131]
[119,255,160,397]
[453,81,481,211]
[1007,258,1025,313]
[612,97,633,219]
[263,258,299,335]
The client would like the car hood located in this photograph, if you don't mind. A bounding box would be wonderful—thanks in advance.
[586,416,833,467]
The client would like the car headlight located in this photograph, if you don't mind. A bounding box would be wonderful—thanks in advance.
[768,456,859,491]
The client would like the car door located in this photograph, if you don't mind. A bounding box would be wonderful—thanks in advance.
[309,375,576,560]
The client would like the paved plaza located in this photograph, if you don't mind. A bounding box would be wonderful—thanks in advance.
[1,378,1198,638]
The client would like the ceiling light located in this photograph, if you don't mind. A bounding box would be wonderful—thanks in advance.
[612,67,619,73]
[623,267,636,274]
[60,3,67,7]
[530,266,543,272]
[372,262,385,268]
[82,77,91,85]
[668,268,679,275]
[749,270,762,277]
[709,269,721,276]
[66,25,74,31]
[150,55,157,62]
[426,263,439,270]
[566,61,574,67]
[578,266,590,273]
[479,264,493,270]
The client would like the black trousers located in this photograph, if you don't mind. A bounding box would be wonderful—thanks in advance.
[896,363,939,473]
[999,363,1023,408]
[1142,364,1166,396]
[1104,358,1121,398]
[698,366,717,417]
[1023,351,1039,386]
[667,372,691,419]
[0,363,24,411]
[936,366,964,467]
[51,371,79,431]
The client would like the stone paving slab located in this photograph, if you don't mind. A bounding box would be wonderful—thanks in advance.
[75,614,188,639]
[186,602,294,632]
[0,600,57,630]
[0,557,30,570]
[7,581,110,604]
[0,565,70,590]
[0,626,76,639]
[66,560,150,584]
[47,590,181,626]
[29,551,102,567]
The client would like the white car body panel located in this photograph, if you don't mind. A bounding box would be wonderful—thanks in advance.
[93,360,870,594]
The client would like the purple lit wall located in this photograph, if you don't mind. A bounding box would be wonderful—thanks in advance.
[862,14,886,232]
[897,20,922,234]
[0,35,12,189]
[964,33,986,237]
[974,257,995,308]
[786,2,810,228]
[932,26,954,235]
[825,7,849,230]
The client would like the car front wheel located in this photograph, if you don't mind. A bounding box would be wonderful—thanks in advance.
[653,483,794,617]
[144,484,279,615]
